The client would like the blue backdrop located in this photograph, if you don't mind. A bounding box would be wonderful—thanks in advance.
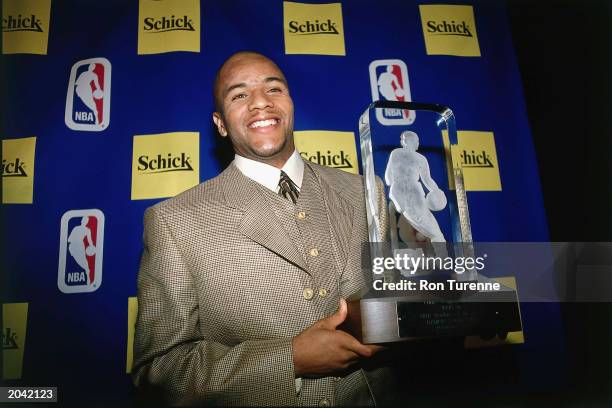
[2,0,566,405]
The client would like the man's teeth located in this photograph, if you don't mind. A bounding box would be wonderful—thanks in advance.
[249,119,279,128]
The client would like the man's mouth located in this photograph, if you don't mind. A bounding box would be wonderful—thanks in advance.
[248,118,280,129]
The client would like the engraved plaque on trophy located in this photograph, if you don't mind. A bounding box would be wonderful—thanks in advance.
[345,101,522,344]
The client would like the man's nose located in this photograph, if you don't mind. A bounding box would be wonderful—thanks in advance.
[248,89,273,111]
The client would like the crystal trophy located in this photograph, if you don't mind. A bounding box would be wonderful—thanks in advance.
[344,101,522,344]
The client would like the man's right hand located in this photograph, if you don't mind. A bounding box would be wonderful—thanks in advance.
[291,298,382,377]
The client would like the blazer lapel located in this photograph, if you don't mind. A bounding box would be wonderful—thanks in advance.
[306,162,355,262]
[221,163,309,273]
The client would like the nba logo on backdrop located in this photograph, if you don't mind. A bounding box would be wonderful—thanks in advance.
[65,58,112,131]
[58,209,105,293]
[369,59,415,125]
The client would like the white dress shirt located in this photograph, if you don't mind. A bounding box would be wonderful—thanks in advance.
[234,149,304,193]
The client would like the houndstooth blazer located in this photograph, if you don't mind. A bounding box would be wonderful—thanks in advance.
[132,159,389,406]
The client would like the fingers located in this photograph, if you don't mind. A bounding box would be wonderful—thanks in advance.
[335,330,374,358]
[366,344,386,355]
[320,300,376,358]
[337,332,388,357]
[321,298,347,329]
[338,349,361,368]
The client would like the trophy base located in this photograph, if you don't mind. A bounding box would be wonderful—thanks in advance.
[344,281,522,344]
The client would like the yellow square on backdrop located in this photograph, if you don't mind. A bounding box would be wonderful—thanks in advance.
[138,0,200,54]
[2,0,51,55]
[131,132,200,200]
[2,136,36,204]
[419,4,481,57]
[2,303,29,380]
[126,297,138,374]
[294,130,358,174]
[284,2,346,56]
[443,130,502,191]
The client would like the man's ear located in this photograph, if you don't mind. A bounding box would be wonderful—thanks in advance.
[212,112,228,137]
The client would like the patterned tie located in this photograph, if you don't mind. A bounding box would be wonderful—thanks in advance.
[278,170,299,204]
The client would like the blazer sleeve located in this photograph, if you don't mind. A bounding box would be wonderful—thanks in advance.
[376,176,389,241]
[132,206,299,406]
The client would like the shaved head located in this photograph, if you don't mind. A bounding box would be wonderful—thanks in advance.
[213,51,287,113]
[211,50,295,168]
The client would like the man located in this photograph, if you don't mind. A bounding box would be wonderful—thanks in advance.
[132,51,390,406]
[74,63,103,124]
[385,130,447,243]
[67,216,96,285]
[377,65,405,102]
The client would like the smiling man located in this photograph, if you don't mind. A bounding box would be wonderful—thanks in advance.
[132,51,392,406]
[212,52,295,168]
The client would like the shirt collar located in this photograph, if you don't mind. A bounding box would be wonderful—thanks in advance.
[234,149,304,193]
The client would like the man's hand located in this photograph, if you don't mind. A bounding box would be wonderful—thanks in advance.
[292,299,383,377]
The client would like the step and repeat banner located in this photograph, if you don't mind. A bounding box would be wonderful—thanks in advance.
[2,0,565,404]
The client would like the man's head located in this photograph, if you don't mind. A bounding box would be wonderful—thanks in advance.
[400,130,419,151]
[212,51,295,168]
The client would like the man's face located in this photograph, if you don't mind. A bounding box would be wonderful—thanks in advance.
[213,55,295,167]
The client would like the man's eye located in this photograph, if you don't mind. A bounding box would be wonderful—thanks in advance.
[268,88,282,93]
[231,93,247,101]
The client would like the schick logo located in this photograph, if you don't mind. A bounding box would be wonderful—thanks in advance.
[426,20,472,37]
[300,150,353,169]
[143,15,195,33]
[1,158,28,177]
[461,150,494,168]
[2,328,18,350]
[138,153,193,173]
[288,19,339,35]
[2,14,43,33]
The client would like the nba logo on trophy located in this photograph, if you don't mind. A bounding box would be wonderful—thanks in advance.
[65,58,112,131]
[58,209,105,293]
[369,59,415,125]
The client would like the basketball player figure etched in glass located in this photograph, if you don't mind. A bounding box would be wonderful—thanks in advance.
[385,130,447,244]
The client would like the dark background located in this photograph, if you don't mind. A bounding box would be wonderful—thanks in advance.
[508,0,611,404]
[397,1,611,406]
